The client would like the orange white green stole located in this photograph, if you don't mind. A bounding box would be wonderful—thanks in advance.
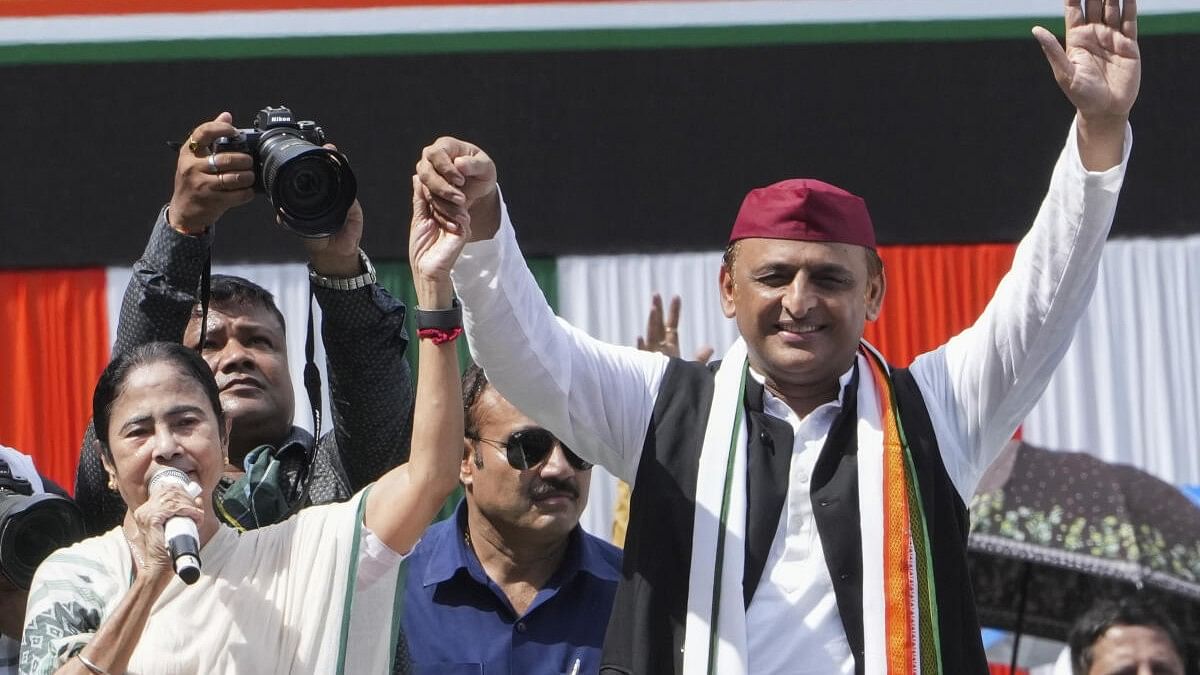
[861,343,943,674]
[682,339,942,674]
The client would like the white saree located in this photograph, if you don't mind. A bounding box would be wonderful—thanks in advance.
[20,489,403,675]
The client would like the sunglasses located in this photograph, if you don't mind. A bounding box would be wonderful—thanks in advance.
[473,428,593,471]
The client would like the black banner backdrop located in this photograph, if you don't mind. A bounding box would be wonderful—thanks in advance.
[0,34,1195,268]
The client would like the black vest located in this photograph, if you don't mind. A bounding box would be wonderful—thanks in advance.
[599,358,988,675]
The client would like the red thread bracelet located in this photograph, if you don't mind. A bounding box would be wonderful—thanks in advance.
[417,327,463,345]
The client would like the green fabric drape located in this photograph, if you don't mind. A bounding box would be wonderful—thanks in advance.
[374,258,558,522]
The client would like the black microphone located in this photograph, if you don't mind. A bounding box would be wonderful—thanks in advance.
[148,468,202,584]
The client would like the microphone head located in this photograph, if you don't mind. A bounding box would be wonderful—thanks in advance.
[175,554,201,585]
[148,467,190,493]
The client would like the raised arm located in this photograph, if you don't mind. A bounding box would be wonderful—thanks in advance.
[416,136,501,241]
[417,138,669,483]
[362,177,464,554]
[302,184,415,495]
[913,0,1140,496]
[1033,0,1139,170]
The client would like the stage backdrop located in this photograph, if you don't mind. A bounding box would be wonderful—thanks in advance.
[1,2,1198,268]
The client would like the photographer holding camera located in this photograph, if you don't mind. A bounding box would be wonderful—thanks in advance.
[74,110,414,535]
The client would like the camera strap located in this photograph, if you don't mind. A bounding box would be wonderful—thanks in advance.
[194,254,324,443]
[197,250,213,351]
[303,289,322,441]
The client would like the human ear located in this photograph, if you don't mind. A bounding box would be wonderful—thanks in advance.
[97,440,119,492]
[865,270,886,321]
[460,441,477,486]
[719,265,737,319]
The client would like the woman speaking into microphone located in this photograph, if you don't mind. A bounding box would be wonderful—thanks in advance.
[19,176,468,675]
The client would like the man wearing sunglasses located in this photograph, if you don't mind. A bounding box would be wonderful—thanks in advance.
[400,365,622,675]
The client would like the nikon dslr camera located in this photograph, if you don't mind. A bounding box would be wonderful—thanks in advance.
[211,106,357,238]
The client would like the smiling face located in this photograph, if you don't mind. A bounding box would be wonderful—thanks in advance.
[100,360,227,514]
[720,237,884,396]
[462,388,591,542]
[183,301,294,457]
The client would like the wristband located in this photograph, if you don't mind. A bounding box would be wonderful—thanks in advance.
[308,249,376,291]
[414,298,462,331]
[415,298,463,344]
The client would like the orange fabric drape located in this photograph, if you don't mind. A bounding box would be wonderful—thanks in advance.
[0,269,109,493]
[865,243,1018,368]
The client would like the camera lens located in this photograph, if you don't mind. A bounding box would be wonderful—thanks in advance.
[0,493,85,590]
[277,155,337,216]
[258,130,357,238]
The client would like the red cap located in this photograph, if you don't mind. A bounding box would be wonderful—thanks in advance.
[728,179,876,249]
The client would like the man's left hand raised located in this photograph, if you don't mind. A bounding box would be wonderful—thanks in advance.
[1034,0,1140,170]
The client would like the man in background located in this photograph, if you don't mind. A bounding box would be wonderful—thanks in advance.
[401,365,621,675]
[1068,597,1188,675]
[75,111,413,532]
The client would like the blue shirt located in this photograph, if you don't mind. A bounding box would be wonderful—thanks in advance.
[402,500,622,675]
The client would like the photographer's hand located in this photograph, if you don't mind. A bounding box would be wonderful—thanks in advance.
[415,136,499,242]
[302,143,365,277]
[167,112,255,236]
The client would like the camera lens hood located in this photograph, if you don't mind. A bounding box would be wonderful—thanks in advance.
[0,492,85,590]
[257,129,357,238]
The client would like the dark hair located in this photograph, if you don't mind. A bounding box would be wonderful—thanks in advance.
[461,364,492,468]
[722,240,884,281]
[722,241,740,270]
[864,248,884,280]
[191,274,286,334]
[1068,596,1187,675]
[92,341,225,464]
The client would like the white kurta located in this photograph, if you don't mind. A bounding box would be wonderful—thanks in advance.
[451,120,1130,672]
[22,490,402,675]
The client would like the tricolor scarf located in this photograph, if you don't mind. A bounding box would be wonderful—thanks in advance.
[682,338,942,674]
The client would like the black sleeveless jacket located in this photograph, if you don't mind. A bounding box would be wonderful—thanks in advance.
[598,358,988,675]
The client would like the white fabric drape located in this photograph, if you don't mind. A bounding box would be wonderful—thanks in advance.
[105,264,331,435]
[1024,236,1200,485]
[556,252,738,539]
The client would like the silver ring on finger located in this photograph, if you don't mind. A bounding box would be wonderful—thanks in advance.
[208,154,220,173]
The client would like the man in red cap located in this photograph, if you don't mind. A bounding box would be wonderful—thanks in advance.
[413,2,1141,673]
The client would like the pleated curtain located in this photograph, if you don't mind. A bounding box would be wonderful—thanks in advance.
[0,269,109,491]
[4,236,1199,509]
[1023,236,1200,485]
